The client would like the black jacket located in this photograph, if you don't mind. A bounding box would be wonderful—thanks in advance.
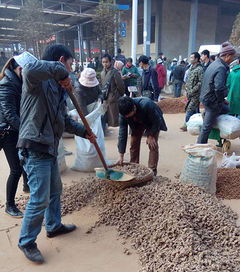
[17,60,86,157]
[200,58,229,111]
[118,97,167,154]
[202,61,211,72]
[0,69,22,131]
[169,65,185,82]
[141,66,160,95]
[76,83,102,116]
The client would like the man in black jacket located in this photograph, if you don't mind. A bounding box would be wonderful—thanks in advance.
[139,55,160,102]
[169,60,186,97]
[117,96,167,175]
[198,42,236,143]
[17,45,95,264]
[201,49,211,72]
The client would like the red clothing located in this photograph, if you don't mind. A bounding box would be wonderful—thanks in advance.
[156,64,166,89]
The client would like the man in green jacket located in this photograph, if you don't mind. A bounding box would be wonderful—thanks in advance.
[227,57,240,115]
[122,58,140,96]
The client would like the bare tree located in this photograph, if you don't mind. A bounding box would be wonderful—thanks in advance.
[93,0,122,57]
[16,0,54,58]
[230,12,240,47]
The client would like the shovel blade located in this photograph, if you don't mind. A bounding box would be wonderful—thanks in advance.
[95,168,135,182]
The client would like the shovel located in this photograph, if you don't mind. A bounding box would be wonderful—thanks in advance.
[66,86,134,182]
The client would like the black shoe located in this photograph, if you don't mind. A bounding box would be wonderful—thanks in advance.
[23,185,30,193]
[5,205,23,218]
[47,224,76,238]
[18,243,44,264]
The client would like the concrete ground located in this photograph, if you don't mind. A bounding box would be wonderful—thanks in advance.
[0,113,240,272]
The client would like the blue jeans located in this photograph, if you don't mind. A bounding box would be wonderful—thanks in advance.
[174,81,183,98]
[18,150,62,247]
[185,108,200,123]
[197,104,229,144]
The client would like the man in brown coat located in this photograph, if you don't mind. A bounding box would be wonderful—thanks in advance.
[101,54,125,128]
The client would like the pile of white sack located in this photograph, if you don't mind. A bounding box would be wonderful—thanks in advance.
[187,113,240,139]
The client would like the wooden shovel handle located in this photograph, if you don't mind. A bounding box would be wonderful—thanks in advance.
[66,86,108,171]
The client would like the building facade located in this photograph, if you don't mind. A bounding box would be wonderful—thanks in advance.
[120,0,240,60]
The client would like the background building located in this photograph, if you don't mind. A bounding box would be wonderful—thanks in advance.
[120,0,240,59]
[0,0,239,61]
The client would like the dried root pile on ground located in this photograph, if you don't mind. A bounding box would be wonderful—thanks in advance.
[157,97,186,114]
[16,163,240,272]
[94,178,240,272]
[217,168,240,199]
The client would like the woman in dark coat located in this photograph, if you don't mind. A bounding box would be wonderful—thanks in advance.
[0,57,28,217]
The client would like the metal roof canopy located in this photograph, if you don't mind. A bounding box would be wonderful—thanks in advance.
[0,0,99,43]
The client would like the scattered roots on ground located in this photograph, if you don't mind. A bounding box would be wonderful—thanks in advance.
[16,164,240,272]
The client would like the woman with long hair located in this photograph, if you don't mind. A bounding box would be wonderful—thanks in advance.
[0,57,28,217]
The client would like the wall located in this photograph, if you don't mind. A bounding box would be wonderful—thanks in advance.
[215,8,237,44]
[161,0,190,59]
[195,3,218,51]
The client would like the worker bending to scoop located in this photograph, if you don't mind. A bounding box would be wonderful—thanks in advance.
[117,96,167,175]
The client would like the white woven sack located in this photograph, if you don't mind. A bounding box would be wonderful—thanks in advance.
[180,144,217,194]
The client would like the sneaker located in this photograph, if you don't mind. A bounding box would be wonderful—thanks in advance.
[47,224,76,238]
[18,243,44,264]
[180,125,187,132]
[5,205,23,218]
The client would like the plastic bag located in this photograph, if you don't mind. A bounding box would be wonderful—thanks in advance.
[71,102,107,172]
[186,113,203,135]
[180,144,217,194]
[220,152,240,168]
[58,138,67,173]
[216,114,240,139]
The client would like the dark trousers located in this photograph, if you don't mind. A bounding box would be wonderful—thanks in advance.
[185,108,200,123]
[197,104,229,144]
[130,128,159,172]
[154,88,162,102]
[174,81,183,98]
[0,131,27,205]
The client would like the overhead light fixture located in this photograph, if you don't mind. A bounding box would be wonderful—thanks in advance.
[0,34,17,37]
[0,18,70,27]
[0,4,21,10]
[0,18,14,22]
[43,9,93,17]
[0,27,23,31]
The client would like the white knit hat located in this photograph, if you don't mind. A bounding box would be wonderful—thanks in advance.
[79,68,99,87]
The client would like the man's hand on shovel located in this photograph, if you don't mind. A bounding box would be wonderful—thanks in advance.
[85,132,97,144]
[59,77,72,89]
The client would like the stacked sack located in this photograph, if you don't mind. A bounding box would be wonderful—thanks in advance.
[187,114,240,139]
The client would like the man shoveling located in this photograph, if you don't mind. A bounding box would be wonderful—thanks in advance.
[117,96,167,176]
[17,45,95,264]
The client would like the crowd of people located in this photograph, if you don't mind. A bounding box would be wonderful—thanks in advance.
[0,40,239,264]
